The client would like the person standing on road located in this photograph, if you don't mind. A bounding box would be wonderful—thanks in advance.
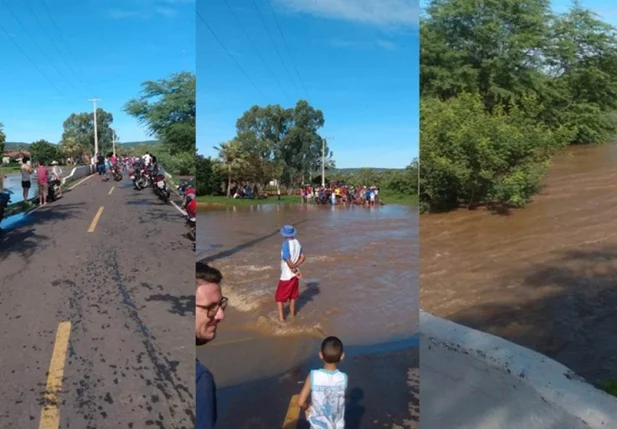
[96,153,105,176]
[36,161,49,206]
[50,161,63,198]
[196,262,227,429]
[21,157,33,205]
[275,225,306,322]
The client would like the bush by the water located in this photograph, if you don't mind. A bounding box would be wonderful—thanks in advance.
[420,0,617,211]
[420,94,572,210]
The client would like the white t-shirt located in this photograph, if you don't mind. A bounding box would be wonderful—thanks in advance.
[20,164,31,181]
[143,154,152,166]
[280,238,303,281]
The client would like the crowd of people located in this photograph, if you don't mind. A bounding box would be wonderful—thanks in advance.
[18,156,64,207]
[196,225,348,429]
[301,183,380,206]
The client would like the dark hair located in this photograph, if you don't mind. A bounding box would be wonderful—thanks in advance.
[22,157,30,163]
[196,262,222,289]
[321,336,344,363]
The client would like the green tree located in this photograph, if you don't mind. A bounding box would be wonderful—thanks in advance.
[196,155,223,196]
[30,140,59,165]
[124,72,195,155]
[421,0,552,109]
[0,122,5,156]
[59,136,86,162]
[214,140,250,197]
[235,100,329,186]
[61,109,114,156]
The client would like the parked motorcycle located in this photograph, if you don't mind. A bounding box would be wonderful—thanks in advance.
[0,190,12,232]
[152,173,170,203]
[47,179,61,202]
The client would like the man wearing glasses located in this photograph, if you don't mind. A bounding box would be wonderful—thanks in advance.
[196,262,228,429]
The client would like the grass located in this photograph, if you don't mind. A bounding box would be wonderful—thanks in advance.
[379,190,419,206]
[197,195,297,205]
[1,165,23,173]
[197,192,419,206]
[598,380,617,397]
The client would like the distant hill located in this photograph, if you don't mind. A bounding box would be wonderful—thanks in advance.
[5,142,34,150]
[4,140,159,151]
[118,140,160,148]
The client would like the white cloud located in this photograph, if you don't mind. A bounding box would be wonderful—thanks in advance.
[328,38,398,50]
[108,0,190,19]
[273,0,419,27]
[108,8,141,19]
[155,6,178,17]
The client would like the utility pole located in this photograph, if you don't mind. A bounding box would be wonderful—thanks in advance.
[321,136,333,187]
[88,98,101,157]
[112,129,116,157]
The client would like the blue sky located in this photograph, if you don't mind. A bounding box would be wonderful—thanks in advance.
[197,0,419,169]
[0,0,194,145]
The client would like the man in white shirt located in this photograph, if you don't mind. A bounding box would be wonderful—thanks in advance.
[274,225,306,322]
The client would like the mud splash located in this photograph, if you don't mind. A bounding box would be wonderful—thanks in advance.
[421,143,617,383]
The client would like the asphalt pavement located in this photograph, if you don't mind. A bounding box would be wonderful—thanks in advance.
[0,174,194,429]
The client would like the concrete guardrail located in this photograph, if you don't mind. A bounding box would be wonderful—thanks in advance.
[61,165,94,185]
[420,310,617,429]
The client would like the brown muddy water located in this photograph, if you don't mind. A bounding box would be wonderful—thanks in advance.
[197,203,418,387]
[421,143,617,383]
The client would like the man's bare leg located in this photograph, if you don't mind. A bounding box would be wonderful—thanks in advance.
[289,299,297,318]
[277,301,285,322]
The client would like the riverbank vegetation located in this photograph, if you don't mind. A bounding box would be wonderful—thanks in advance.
[420,0,617,212]
[196,101,417,204]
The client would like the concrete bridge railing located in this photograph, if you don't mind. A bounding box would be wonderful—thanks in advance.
[420,310,617,429]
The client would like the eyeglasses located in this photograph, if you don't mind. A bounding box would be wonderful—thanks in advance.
[196,296,228,318]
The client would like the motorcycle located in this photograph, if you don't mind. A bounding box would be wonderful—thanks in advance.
[130,163,150,190]
[178,181,196,242]
[152,173,170,203]
[111,164,123,182]
[47,179,61,202]
[0,190,12,233]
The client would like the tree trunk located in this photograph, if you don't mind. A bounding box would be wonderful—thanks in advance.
[226,165,232,198]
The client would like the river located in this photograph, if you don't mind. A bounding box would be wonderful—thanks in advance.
[2,172,38,203]
[421,143,617,383]
[197,202,419,387]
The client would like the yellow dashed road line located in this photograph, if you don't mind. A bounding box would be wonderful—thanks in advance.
[87,206,104,232]
[38,321,71,429]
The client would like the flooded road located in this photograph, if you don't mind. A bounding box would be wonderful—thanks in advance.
[421,143,617,383]
[197,203,418,386]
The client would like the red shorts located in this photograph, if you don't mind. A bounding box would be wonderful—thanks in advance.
[275,277,299,302]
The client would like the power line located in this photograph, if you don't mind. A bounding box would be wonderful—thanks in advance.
[223,0,292,105]
[0,19,63,95]
[2,0,82,96]
[24,0,88,95]
[250,0,300,96]
[265,0,311,102]
[37,0,90,89]
[197,10,269,103]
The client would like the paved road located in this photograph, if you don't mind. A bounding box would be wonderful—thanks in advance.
[0,175,194,429]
